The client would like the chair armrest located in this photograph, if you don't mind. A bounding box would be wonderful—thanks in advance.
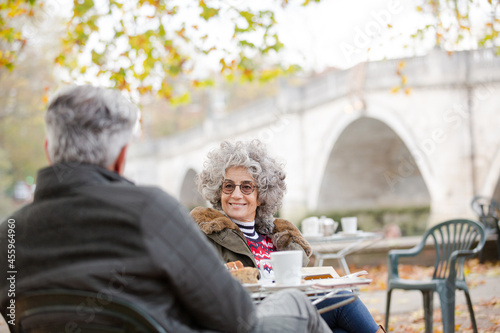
[447,248,480,283]
[388,246,422,257]
[387,242,426,279]
[388,241,426,260]
[449,247,482,264]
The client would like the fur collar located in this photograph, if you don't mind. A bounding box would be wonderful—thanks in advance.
[190,207,312,257]
[190,206,245,238]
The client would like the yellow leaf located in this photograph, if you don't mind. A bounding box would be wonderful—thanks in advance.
[390,86,401,94]
[170,92,190,106]
[137,86,153,94]
[8,7,27,18]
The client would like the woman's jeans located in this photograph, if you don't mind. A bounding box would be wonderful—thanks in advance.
[316,290,379,333]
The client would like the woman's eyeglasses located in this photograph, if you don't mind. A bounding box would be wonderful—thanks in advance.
[221,180,258,195]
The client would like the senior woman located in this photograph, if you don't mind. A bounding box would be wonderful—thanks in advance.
[191,140,385,333]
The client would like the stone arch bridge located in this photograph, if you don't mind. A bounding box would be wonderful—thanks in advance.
[126,48,500,227]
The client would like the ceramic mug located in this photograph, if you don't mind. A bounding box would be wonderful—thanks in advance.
[341,217,358,234]
[260,250,302,285]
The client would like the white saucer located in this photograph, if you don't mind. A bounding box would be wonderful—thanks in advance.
[242,283,262,292]
[260,280,314,291]
[341,230,363,236]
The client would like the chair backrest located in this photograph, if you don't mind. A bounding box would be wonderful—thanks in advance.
[420,219,486,280]
[13,289,167,333]
[471,196,499,230]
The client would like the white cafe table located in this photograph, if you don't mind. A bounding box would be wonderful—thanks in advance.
[305,231,383,275]
[245,266,372,314]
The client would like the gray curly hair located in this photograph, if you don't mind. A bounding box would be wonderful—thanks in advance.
[45,85,140,168]
[197,139,287,234]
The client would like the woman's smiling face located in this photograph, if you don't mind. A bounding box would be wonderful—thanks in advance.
[221,166,260,222]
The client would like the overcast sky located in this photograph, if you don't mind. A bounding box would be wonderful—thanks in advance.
[277,0,495,72]
[190,0,436,77]
[276,0,432,72]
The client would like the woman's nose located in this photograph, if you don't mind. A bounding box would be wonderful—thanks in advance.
[231,186,244,198]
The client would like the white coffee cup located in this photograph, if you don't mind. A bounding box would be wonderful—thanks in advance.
[341,217,358,234]
[260,250,302,285]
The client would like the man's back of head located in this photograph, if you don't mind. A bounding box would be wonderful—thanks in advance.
[45,85,140,170]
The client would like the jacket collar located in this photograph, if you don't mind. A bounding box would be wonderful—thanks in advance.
[190,207,245,237]
[34,162,133,201]
[190,206,312,257]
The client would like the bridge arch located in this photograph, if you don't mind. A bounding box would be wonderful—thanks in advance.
[309,106,434,216]
[179,168,206,210]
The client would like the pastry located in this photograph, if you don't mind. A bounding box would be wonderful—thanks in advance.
[225,261,259,284]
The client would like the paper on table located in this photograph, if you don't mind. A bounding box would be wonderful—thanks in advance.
[301,266,340,280]
[312,277,372,289]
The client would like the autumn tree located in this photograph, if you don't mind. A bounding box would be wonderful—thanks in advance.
[1,0,498,105]
[414,0,499,53]
[0,7,58,216]
[1,0,309,104]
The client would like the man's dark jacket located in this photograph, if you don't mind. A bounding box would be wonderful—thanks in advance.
[0,163,256,332]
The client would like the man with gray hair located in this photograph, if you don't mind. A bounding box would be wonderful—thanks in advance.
[0,85,330,332]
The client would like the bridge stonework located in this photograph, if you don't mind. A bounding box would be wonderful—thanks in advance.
[126,48,500,227]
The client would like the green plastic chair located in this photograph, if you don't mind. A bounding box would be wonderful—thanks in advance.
[12,289,167,333]
[384,219,486,333]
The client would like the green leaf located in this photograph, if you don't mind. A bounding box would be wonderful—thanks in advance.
[110,0,123,9]
[240,10,255,25]
[91,49,105,66]
[199,0,219,21]
[129,35,148,50]
[238,40,256,48]
[158,23,166,39]
[73,0,94,18]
